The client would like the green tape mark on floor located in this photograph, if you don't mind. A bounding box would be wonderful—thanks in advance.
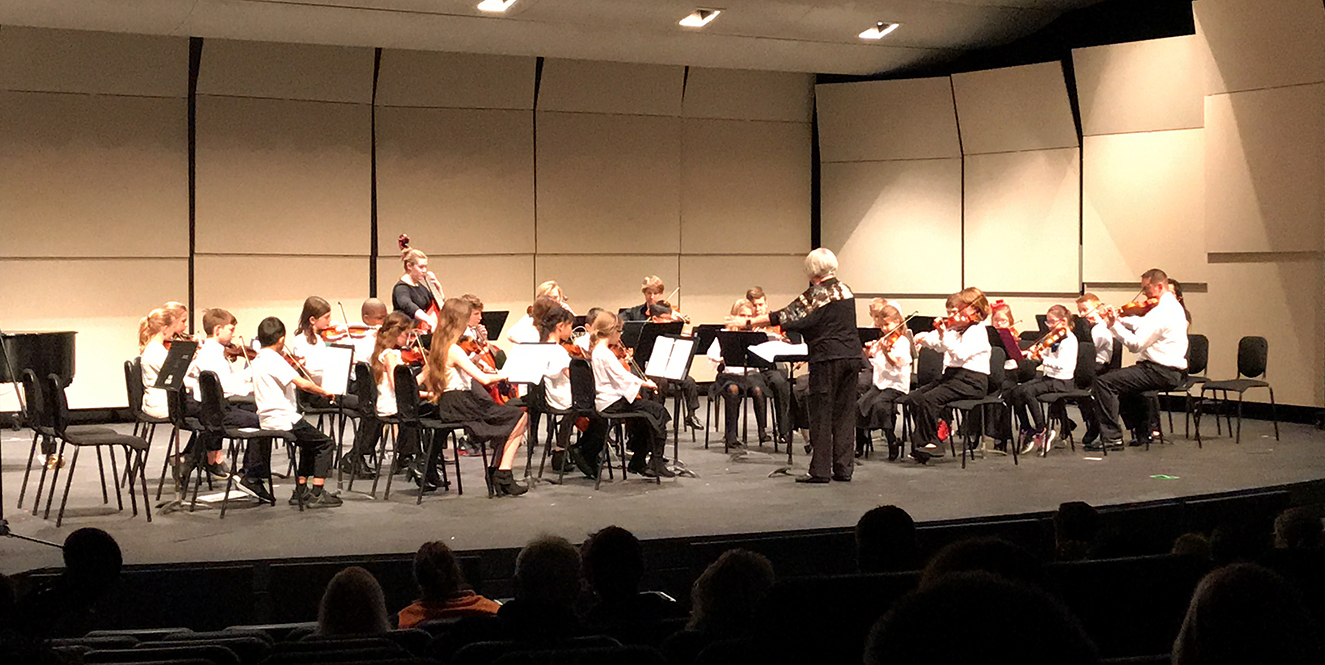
[1150,474,1180,480]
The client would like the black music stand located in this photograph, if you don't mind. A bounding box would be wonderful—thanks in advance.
[691,324,723,362]
[754,341,809,477]
[858,327,882,345]
[154,341,197,391]
[573,315,588,329]
[480,311,509,339]
[621,320,647,349]
[644,335,700,478]
[634,321,683,363]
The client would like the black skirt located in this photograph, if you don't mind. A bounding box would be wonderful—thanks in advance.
[437,389,523,445]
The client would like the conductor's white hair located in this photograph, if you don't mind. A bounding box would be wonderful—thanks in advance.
[804,248,838,280]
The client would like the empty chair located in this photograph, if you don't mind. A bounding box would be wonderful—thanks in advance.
[1199,335,1279,444]
[84,645,240,665]
[18,368,114,511]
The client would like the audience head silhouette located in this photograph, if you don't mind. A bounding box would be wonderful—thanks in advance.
[581,525,645,602]
[1274,506,1322,549]
[1173,563,1322,665]
[513,535,582,609]
[1054,501,1100,561]
[63,528,122,591]
[868,572,1098,665]
[921,537,1044,590]
[688,549,774,637]
[855,505,918,573]
[318,566,389,636]
[414,541,466,601]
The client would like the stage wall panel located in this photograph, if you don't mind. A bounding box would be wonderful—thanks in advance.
[1203,83,1325,253]
[963,148,1080,294]
[681,68,812,123]
[815,77,960,163]
[538,59,684,116]
[1073,35,1204,136]
[0,91,188,258]
[1083,129,1206,283]
[680,118,810,255]
[376,49,535,110]
[0,26,186,97]
[0,258,188,411]
[1195,0,1325,96]
[534,111,681,255]
[952,62,1077,155]
[820,158,963,295]
[195,39,374,103]
[375,106,534,256]
[194,95,371,256]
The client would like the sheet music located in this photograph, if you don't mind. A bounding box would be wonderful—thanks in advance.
[321,344,355,396]
[645,337,695,381]
[504,343,563,384]
[750,340,808,363]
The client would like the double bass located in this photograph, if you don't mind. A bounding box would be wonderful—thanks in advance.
[398,233,442,333]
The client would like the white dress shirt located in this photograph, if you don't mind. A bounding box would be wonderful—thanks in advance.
[252,347,302,431]
[375,348,400,417]
[1111,292,1188,370]
[542,347,573,411]
[507,314,539,344]
[1090,321,1114,366]
[286,333,325,385]
[869,341,912,393]
[915,321,992,375]
[1039,332,1078,381]
[184,338,254,402]
[592,342,644,413]
[140,341,169,419]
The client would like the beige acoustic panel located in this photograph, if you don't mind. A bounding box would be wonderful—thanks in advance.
[682,68,813,123]
[197,39,374,103]
[815,77,960,163]
[535,111,680,254]
[678,255,812,329]
[1203,258,1324,407]
[1195,0,1325,95]
[1204,84,1325,253]
[1083,130,1206,283]
[373,255,533,346]
[1073,35,1204,136]
[820,159,963,295]
[376,49,535,110]
[195,95,371,255]
[681,119,810,255]
[964,148,1080,293]
[376,107,534,255]
[537,59,684,116]
[0,91,188,258]
[533,254,679,319]
[952,62,1078,155]
[196,255,372,350]
[0,26,187,97]
[0,258,187,410]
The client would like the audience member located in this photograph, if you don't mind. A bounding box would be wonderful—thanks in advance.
[662,549,775,665]
[1274,506,1323,549]
[855,505,919,573]
[866,572,1099,665]
[499,534,584,641]
[1171,532,1213,561]
[16,528,123,638]
[398,541,500,629]
[1173,563,1322,665]
[1054,501,1100,561]
[581,526,679,632]
[920,537,1045,590]
[317,566,390,636]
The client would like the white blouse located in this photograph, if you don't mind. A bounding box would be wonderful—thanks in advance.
[375,348,400,417]
[591,342,644,413]
[915,321,992,375]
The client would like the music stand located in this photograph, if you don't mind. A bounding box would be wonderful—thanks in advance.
[715,331,770,370]
[643,335,699,478]
[691,324,723,363]
[858,327,882,345]
[481,310,509,339]
[573,315,588,329]
[635,321,683,364]
[751,340,811,478]
[621,320,647,349]
[154,341,197,391]
[322,343,355,396]
[908,316,936,335]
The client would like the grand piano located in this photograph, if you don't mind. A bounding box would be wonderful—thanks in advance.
[0,330,77,389]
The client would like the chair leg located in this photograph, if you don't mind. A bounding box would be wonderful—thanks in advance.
[124,446,140,518]
[417,429,436,505]
[1234,394,1244,444]
[220,438,238,519]
[108,447,124,511]
[1268,387,1280,441]
[18,431,41,510]
[54,446,80,528]
[452,430,465,497]
[94,447,109,505]
[372,424,395,500]
[43,441,67,520]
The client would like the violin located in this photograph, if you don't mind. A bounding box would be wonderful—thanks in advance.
[223,342,258,362]
[320,323,371,342]
[561,340,589,360]
[280,348,316,383]
[1025,324,1071,360]
[1117,297,1160,318]
[934,309,982,332]
[400,331,427,366]
[460,334,515,404]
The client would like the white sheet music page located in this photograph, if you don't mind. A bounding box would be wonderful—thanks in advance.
[504,343,561,384]
[645,337,675,379]
[750,340,807,363]
[321,344,355,396]
[663,337,695,380]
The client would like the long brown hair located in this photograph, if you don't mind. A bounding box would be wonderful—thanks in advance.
[422,298,472,398]
[589,311,620,350]
[371,312,414,384]
[295,296,331,343]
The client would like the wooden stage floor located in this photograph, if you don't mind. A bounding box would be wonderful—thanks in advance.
[2,405,1322,574]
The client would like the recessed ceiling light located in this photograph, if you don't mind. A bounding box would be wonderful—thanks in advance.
[859,22,899,40]
[477,0,517,13]
[679,9,721,28]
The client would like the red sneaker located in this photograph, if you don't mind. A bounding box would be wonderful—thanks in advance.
[937,419,950,442]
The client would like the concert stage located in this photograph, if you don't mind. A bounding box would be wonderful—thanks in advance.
[2,411,1322,575]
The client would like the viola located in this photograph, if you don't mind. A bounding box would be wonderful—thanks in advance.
[461,334,515,404]
[561,340,589,360]
[321,323,371,342]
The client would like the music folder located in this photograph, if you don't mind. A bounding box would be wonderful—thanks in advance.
[503,342,563,385]
[645,335,696,381]
[321,343,356,396]
[155,341,198,391]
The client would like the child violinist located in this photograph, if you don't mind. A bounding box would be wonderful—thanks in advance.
[588,311,675,478]
[904,288,992,463]
[1075,293,1115,447]
[1008,305,1078,455]
[857,301,912,461]
[536,304,598,476]
[180,308,257,488]
[365,312,429,486]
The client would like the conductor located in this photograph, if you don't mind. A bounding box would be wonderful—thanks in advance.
[733,248,859,483]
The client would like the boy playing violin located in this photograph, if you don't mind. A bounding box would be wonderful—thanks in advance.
[904,288,992,463]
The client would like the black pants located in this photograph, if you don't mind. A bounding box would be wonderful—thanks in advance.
[715,372,768,443]
[1092,361,1183,442]
[350,414,380,462]
[904,368,987,448]
[654,376,700,417]
[1009,377,1075,431]
[760,367,793,440]
[290,419,335,479]
[857,386,904,443]
[807,358,860,480]
[603,398,670,459]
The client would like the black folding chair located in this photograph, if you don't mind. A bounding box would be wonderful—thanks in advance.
[394,365,467,502]
[1038,341,1097,456]
[1199,335,1279,444]
[198,371,290,517]
[17,368,113,511]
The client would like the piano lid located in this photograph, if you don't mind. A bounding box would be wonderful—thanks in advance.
[0,330,77,384]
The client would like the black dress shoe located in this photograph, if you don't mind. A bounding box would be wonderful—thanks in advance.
[832,475,852,482]
[685,415,704,430]
[650,458,676,478]
[795,474,831,484]
[887,443,901,462]
[909,449,933,464]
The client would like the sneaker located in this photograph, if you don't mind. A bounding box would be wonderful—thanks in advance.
[304,487,343,508]
[289,484,310,505]
[1020,430,1040,455]
[936,419,951,442]
[238,476,276,503]
[207,461,231,480]
[44,454,65,471]
[1040,429,1057,455]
